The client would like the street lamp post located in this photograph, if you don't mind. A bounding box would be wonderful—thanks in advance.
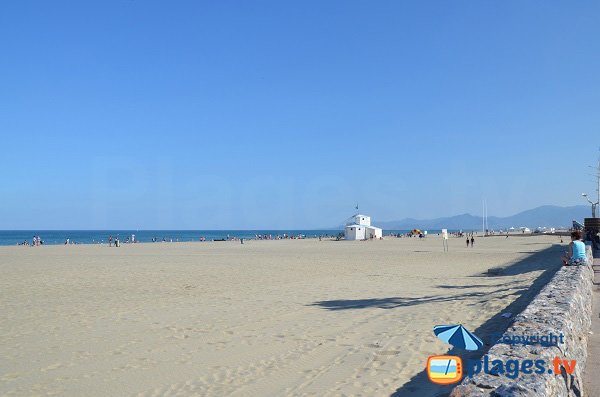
[582,193,599,218]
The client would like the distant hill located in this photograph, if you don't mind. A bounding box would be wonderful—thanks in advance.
[373,205,590,230]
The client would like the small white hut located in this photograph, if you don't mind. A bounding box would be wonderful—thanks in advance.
[344,214,383,240]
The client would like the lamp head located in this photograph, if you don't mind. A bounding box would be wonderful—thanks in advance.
[582,193,588,197]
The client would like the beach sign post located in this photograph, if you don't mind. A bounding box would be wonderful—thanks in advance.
[442,229,449,252]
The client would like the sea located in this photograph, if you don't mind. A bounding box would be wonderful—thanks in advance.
[0,229,445,246]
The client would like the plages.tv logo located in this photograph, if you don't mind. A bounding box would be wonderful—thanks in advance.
[426,325,577,385]
[465,355,577,379]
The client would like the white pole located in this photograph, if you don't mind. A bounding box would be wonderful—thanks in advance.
[485,201,488,235]
[597,156,599,217]
[482,199,485,235]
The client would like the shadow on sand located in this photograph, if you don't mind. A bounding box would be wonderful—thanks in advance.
[309,244,564,397]
[389,245,563,397]
[308,286,527,311]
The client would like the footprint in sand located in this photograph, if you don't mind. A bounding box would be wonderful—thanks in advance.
[375,350,401,356]
[41,363,63,372]
[1,372,20,382]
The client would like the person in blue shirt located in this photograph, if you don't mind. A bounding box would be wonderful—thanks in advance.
[561,230,588,266]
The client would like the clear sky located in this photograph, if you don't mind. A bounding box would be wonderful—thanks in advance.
[1,1,599,229]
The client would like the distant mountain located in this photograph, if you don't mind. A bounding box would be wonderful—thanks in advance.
[374,205,590,230]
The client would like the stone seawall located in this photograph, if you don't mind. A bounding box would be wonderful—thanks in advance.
[451,258,594,396]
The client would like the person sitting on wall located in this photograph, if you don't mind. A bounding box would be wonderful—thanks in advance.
[560,230,588,266]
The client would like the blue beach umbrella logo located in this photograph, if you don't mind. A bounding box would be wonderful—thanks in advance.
[433,324,483,351]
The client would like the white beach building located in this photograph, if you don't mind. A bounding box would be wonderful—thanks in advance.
[344,214,383,240]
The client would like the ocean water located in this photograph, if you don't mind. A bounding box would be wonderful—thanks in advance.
[0,230,339,246]
[0,229,445,246]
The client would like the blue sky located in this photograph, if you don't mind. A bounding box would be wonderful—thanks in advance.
[1,1,599,229]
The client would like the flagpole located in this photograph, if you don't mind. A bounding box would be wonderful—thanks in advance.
[482,199,485,236]
[484,200,488,236]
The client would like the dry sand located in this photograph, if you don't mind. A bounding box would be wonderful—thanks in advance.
[0,235,564,396]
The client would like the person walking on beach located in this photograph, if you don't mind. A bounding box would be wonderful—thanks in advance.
[466,237,470,247]
[108,235,113,247]
[470,236,475,247]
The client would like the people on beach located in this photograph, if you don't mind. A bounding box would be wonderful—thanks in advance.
[470,236,475,247]
[109,235,113,247]
[466,238,470,247]
[560,230,587,266]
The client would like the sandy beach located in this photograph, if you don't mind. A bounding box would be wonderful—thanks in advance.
[0,235,564,396]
